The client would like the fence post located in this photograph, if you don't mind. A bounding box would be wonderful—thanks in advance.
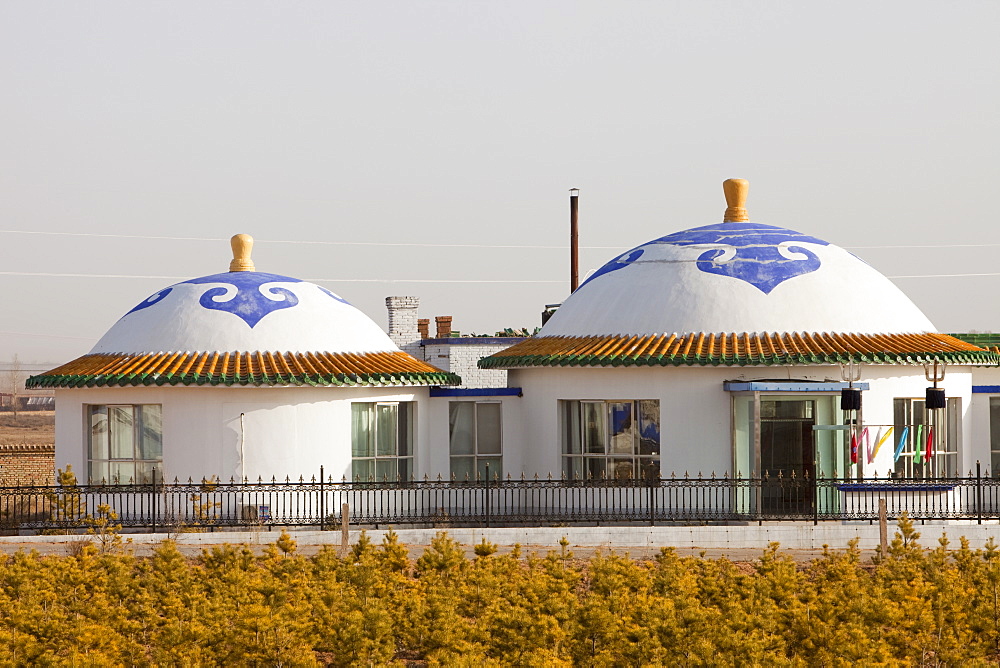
[878,498,888,553]
[319,465,325,531]
[648,462,656,527]
[341,503,349,554]
[977,460,983,525]
[485,462,491,529]
[151,467,157,534]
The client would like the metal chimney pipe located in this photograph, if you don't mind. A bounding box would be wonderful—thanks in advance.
[569,188,580,292]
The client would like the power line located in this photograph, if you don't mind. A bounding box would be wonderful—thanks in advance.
[0,271,563,284]
[5,229,999,252]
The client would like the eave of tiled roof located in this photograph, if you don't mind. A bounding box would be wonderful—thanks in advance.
[478,332,999,369]
[949,333,1000,356]
[26,351,461,388]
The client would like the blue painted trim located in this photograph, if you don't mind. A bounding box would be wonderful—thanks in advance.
[837,483,955,492]
[421,337,527,346]
[973,386,1000,394]
[723,381,870,392]
[430,387,523,397]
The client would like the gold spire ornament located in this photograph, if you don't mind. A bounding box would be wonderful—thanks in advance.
[722,179,750,222]
[229,234,255,272]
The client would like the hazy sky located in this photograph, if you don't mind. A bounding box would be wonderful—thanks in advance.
[2,2,998,363]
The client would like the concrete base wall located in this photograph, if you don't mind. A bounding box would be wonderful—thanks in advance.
[4,522,1000,551]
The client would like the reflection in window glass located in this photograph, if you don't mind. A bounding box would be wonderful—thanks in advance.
[351,402,414,480]
[893,397,959,478]
[87,404,162,483]
[449,401,503,479]
[562,400,660,479]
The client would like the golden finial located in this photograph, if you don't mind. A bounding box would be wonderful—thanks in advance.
[722,178,750,222]
[229,234,255,272]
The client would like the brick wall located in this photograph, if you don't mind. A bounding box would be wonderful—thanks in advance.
[0,444,55,486]
[420,341,522,388]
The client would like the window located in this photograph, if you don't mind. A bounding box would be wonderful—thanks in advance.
[88,405,162,483]
[893,397,959,478]
[990,398,1000,477]
[351,402,413,480]
[449,401,502,479]
[562,400,660,479]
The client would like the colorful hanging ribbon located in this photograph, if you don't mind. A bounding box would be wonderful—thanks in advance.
[925,426,934,461]
[872,426,893,463]
[893,426,909,462]
[913,425,925,464]
[867,427,880,465]
[850,431,859,464]
[855,427,869,465]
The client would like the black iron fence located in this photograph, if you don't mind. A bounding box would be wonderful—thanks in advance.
[3,467,1000,533]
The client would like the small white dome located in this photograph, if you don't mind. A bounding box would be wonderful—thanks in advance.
[92,270,397,355]
[542,220,935,337]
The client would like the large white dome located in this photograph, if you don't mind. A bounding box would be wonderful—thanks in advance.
[542,220,935,337]
[92,270,396,355]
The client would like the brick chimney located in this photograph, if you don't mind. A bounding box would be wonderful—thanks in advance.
[435,315,453,339]
[417,318,430,339]
[386,297,420,348]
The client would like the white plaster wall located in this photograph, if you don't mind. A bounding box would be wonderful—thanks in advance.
[55,386,431,483]
[970,366,1000,474]
[508,364,977,479]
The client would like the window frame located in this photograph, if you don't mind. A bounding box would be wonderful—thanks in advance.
[448,400,503,480]
[350,401,415,481]
[86,404,163,484]
[892,397,960,478]
[561,399,660,480]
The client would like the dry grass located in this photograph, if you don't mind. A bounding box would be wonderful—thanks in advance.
[0,410,54,445]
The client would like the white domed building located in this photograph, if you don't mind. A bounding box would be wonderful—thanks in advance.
[28,235,459,483]
[482,180,997,509]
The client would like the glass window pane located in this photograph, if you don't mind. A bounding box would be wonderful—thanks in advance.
[638,400,660,456]
[352,459,373,481]
[89,461,109,484]
[109,406,135,459]
[89,406,109,460]
[138,405,163,460]
[582,402,606,454]
[397,457,412,481]
[992,398,1000,477]
[109,461,135,484]
[398,402,413,457]
[563,401,582,455]
[610,458,635,479]
[608,402,634,454]
[135,461,156,484]
[351,404,373,457]
[477,457,502,481]
[375,458,396,481]
[563,456,583,480]
[451,456,475,480]
[449,402,475,455]
[586,458,607,479]
[375,404,397,456]
[476,403,502,455]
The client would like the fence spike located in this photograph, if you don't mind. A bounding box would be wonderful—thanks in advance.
[286,476,291,483]
[684,471,689,479]
[310,475,316,483]
[547,472,552,480]
[229,476,235,483]
[696,471,703,480]
[534,472,539,480]
[437,473,442,481]
[342,475,347,482]
[187,477,194,484]
[423,474,429,482]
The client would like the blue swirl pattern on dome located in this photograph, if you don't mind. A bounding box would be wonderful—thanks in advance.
[126,288,173,315]
[183,272,302,328]
[580,223,829,295]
